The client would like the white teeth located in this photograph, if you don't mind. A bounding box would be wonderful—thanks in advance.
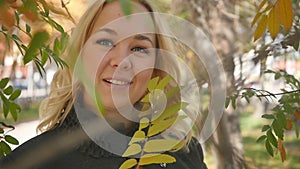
[106,79,130,85]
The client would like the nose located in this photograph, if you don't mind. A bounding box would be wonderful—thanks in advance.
[109,44,132,70]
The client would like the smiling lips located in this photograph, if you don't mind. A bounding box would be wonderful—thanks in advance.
[103,78,132,86]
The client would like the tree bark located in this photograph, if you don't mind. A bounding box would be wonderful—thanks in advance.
[171,0,245,168]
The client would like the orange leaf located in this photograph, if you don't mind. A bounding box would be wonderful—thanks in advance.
[278,138,286,162]
[254,15,268,41]
[278,0,294,31]
[258,0,268,12]
[0,5,15,29]
[251,12,262,27]
[251,4,273,28]
[286,119,293,130]
[295,110,300,121]
[268,5,280,39]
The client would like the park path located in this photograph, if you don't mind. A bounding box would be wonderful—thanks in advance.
[9,120,39,150]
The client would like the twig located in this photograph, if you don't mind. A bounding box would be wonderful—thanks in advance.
[61,0,76,24]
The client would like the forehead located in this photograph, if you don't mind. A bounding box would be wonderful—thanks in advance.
[90,1,155,36]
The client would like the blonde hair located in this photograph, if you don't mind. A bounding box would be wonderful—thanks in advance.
[38,0,196,148]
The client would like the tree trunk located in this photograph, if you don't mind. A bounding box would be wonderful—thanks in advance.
[171,0,245,168]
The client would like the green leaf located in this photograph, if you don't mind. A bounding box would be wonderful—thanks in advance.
[275,72,281,80]
[0,78,9,89]
[0,141,12,155]
[53,38,61,55]
[261,125,270,132]
[264,70,275,74]
[139,154,176,166]
[119,159,137,169]
[9,89,21,100]
[232,96,237,109]
[225,97,230,108]
[118,0,133,16]
[26,24,31,34]
[147,76,159,92]
[4,135,19,145]
[3,86,13,95]
[276,112,287,129]
[44,16,64,33]
[15,11,20,26]
[128,131,146,145]
[256,135,267,143]
[293,122,299,138]
[1,25,8,31]
[24,31,49,64]
[265,140,274,157]
[122,144,141,157]
[2,100,10,118]
[144,139,183,153]
[60,32,69,52]
[12,34,22,42]
[267,130,278,148]
[262,114,274,119]
[10,102,21,121]
[41,48,49,66]
[272,119,283,140]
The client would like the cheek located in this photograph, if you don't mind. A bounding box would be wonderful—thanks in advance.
[135,69,154,90]
[81,46,107,76]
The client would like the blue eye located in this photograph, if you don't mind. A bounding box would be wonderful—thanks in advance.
[132,47,149,54]
[96,39,114,47]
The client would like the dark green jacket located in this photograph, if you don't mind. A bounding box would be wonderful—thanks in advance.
[0,107,207,169]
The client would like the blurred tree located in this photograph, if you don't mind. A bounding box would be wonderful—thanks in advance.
[170,0,246,168]
[0,0,88,156]
[170,0,299,168]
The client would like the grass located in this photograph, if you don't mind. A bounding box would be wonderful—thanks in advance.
[241,111,300,169]
[0,101,40,125]
[205,110,300,169]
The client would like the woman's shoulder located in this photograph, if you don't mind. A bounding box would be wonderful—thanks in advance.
[166,137,207,169]
[0,128,69,169]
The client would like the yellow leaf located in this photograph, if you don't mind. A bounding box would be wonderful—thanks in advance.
[148,116,177,137]
[119,159,137,169]
[144,139,183,153]
[278,0,294,31]
[156,75,172,90]
[254,15,268,41]
[153,102,188,121]
[122,144,142,157]
[129,131,146,145]
[268,5,280,39]
[139,118,149,130]
[141,93,150,102]
[139,154,176,166]
[147,76,159,92]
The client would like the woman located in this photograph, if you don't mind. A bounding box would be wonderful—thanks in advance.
[0,0,207,168]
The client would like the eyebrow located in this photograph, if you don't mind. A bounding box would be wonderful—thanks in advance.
[97,28,118,35]
[97,28,154,46]
[134,34,154,46]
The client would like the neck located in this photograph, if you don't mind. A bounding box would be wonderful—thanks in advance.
[82,90,135,130]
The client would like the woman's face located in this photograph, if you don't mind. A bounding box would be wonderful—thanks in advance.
[81,1,156,112]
